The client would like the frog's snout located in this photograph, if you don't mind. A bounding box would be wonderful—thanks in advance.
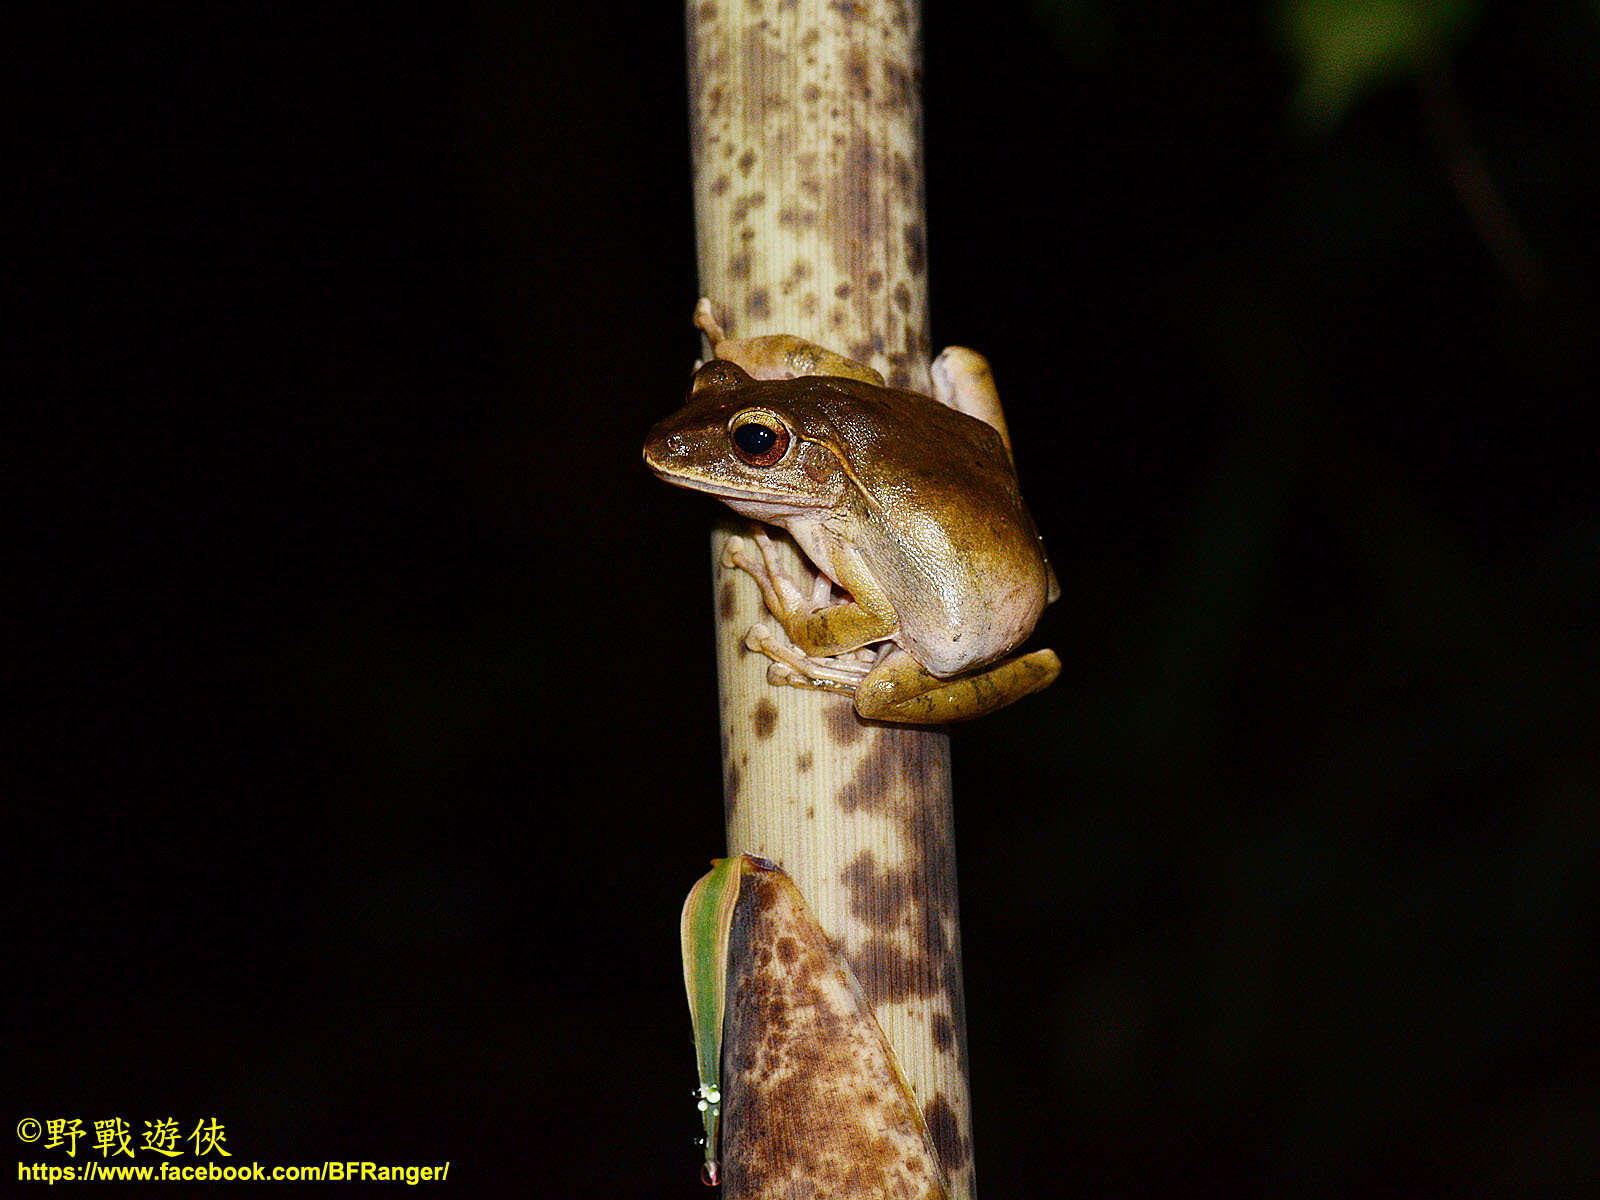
[642,428,685,471]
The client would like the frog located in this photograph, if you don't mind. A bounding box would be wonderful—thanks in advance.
[642,300,1060,725]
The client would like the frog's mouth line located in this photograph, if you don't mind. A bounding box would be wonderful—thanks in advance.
[643,460,832,510]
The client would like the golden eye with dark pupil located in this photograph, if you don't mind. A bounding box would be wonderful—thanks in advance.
[731,420,789,466]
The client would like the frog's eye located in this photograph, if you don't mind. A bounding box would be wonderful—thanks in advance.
[729,411,791,467]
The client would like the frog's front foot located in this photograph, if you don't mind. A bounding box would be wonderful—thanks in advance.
[722,528,821,625]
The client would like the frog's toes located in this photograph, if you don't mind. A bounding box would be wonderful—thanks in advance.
[749,526,787,567]
[721,535,747,570]
[767,663,845,694]
[746,623,775,652]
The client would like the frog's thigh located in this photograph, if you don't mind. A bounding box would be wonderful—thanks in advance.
[854,647,1061,724]
[931,346,1012,460]
[744,625,871,695]
[785,598,897,659]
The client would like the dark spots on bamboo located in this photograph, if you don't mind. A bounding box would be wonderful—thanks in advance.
[930,1012,954,1052]
[904,222,925,274]
[747,288,770,320]
[843,46,870,101]
[805,805,815,818]
[824,701,864,746]
[881,61,910,113]
[737,148,756,175]
[841,850,911,928]
[865,268,884,292]
[836,729,893,812]
[727,249,751,281]
[730,191,765,222]
[719,580,737,618]
[724,762,741,822]
[802,82,821,103]
[913,898,951,979]
[923,1093,968,1171]
[796,751,813,773]
[848,332,885,365]
[893,281,911,312]
[829,134,881,280]
[852,935,922,1003]
[834,281,852,299]
[776,935,800,965]
[752,698,778,738]
[891,149,915,199]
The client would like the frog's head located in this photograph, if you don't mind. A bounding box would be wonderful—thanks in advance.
[643,359,848,519]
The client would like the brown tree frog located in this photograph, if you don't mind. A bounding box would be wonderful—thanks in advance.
[643,301,1060,724]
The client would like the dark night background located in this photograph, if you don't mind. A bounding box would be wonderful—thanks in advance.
[15,2,1598,1195]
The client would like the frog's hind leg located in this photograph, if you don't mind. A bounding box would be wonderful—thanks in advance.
[743,625,875,696]
[853,647,1061,724]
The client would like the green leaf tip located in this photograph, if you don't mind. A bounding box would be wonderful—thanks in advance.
[680,855,755,1186]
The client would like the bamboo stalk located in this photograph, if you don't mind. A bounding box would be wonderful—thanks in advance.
[685,1,976,1195]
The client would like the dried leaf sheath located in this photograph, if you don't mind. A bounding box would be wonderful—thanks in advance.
[683,856,949,1197]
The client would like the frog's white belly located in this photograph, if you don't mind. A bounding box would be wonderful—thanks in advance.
[893,563,1042,677]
